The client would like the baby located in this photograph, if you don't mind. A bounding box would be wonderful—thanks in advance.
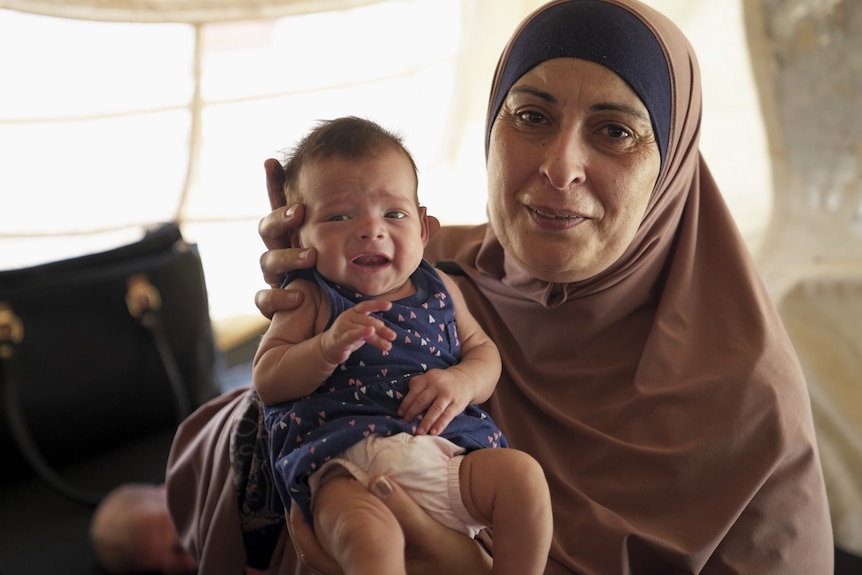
[253,116,552,575]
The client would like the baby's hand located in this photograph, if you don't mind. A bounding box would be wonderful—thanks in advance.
[321,300,396,365]
[399,369,473,436]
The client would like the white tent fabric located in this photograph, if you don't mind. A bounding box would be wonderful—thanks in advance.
[0,0,385,23]
[0,0,770,325]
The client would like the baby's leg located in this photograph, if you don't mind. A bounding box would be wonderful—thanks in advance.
[460,448,553,575]
[313,474,406,575]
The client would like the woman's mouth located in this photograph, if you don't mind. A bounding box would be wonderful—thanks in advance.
[531,207,583,220]
[528,206,587,229]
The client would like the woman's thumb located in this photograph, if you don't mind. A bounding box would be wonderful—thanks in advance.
[369,475,434,541]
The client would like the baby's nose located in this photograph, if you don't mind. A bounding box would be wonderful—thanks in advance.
[358,218,386,239]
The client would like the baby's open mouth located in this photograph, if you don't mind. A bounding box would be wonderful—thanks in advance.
[352,254,390,266]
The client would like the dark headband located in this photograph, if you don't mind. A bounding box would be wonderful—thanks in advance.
[487,0,671,168]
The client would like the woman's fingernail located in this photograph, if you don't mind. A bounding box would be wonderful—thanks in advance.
[284,205,297,218]
[298,248,310,261]
[372,477,393,500]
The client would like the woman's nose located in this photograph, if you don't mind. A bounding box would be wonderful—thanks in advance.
[540,128,587,190]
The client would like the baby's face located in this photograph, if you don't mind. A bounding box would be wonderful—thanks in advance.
[294,148,428,299]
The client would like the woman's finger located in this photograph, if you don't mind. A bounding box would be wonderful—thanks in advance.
[368,475,492,575]
[286,501,344,575]
[258,203,305,251]
[259,244,316,287]
[254,287,305,320]
[369,475,438,541]
[264,158,287,210]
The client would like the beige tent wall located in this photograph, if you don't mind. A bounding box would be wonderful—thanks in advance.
[744,0,862,555]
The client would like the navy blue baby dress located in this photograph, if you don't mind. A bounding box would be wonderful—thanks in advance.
[265,259,506,522]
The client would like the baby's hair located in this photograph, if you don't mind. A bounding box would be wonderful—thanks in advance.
[281,116,419,205]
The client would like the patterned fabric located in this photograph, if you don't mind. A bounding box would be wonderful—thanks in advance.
[265,259,506,522]
[230,389,284,569]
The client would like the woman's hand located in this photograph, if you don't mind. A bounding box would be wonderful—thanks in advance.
[373,475,492,575]
[286,501,344,575]
[255,159,317,319]
[285,477,492,575]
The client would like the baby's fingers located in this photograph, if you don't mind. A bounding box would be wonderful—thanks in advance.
[398,377,428,424]
[364,324,395,351]
[416,399,460,436]
[352,299,394,316]
[350,301,396,349]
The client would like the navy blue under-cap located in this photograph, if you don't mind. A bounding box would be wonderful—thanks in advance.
[487,0,672,168]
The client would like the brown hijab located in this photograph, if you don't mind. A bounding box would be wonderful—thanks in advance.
[426,0,833,573]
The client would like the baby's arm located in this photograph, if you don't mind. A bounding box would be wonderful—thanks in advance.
[253,278,396,405]
[399,271,502,435]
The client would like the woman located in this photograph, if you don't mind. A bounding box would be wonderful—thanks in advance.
[170,0,834,573]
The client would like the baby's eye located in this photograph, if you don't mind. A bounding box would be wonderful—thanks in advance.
[385,211,406,219]
[328,214,349,222]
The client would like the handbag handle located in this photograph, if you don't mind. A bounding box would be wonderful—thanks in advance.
[125,274,192,420]
[1,274,192,508]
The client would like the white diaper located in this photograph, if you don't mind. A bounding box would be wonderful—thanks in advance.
[309,433,485,537]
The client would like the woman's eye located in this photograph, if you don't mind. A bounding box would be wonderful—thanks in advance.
[604,124,633,139]
[385,211,406,219]
[515,109,547,125]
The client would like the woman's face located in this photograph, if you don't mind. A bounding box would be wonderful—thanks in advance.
[486,57,661,284]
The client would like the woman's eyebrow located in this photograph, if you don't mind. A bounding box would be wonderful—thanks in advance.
[509,86,650,125]
[591,102,651,125]
[507,85,559,105]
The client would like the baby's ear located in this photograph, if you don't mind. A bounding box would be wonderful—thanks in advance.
[418,206,438,246]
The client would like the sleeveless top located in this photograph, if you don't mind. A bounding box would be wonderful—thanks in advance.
[265,259,506,521]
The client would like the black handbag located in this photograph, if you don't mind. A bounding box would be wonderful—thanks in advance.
[0,223,221,506]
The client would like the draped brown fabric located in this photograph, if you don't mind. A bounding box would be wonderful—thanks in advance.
[166,388,306,575]
[425,0,833,573]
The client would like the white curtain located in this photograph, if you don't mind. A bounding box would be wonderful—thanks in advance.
[0,0,769,328]
[0,0,386,23]
[0,0,552,325]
